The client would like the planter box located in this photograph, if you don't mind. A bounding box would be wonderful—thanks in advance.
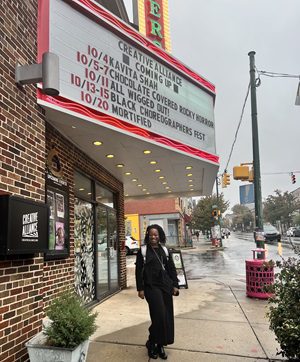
[26,332,90,362]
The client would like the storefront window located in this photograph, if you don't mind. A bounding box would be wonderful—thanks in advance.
[74,172,93,201]
[95,183,114,208]
[74,171,119,302]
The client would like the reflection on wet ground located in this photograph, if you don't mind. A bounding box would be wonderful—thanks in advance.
[183,236,297,280]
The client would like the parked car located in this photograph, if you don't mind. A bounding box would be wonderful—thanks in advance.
[263,224,281,243]
[98,235,139,257]
[125,236,139,255]
[293,228,300,237]
[221,228,230,238]
[286,227,297,237]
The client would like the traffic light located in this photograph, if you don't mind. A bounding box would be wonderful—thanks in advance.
[233,165,249,180]
[249,168,254,182]
[222,173,230,188]
[291,173,296,184]
[222,175,226,188]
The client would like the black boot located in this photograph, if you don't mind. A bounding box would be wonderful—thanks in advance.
[146,340,158,359]
[157,345,168,360]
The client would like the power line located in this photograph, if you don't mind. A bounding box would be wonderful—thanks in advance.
[223,69,299,175]
[224,82,250,173]
[262,171,300,175]
[257,70,300,79]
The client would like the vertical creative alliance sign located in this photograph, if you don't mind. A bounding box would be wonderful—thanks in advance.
[46,0,217,156]
[22,212,39,241]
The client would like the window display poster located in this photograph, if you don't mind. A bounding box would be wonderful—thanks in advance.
[48,191,55,219]
[55,193,65,218]
[46,184,68,257]
[49,219,56,249]
[55,221,65,250]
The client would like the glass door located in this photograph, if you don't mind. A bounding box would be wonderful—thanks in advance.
[74,198,95,303]
[96,205,109,297]
[96,205,119,298]
[107,208,118,291]
[168,220,178,246]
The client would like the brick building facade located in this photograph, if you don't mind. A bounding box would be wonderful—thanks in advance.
[125,198,188,246]
[1,2,45,361]
[0,2,126,361]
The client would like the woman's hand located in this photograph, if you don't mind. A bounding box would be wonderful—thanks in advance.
[173,287,179,296]
[138,290,145,299]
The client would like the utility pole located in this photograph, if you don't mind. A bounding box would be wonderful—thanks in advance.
[248,51,264,251]
[215,177,222,247]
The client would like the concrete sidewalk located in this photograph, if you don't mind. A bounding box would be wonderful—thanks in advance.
[87,243,284,361]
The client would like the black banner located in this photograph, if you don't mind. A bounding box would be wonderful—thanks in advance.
[0,195,49,255]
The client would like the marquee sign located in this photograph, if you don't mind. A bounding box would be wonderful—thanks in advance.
[38,0,218,161]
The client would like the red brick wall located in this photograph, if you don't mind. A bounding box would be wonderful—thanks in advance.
[125,198,178,215]
[0,1,46,361]
[45,124,126,305]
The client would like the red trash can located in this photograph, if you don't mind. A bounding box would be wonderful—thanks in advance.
[245,248,274,299]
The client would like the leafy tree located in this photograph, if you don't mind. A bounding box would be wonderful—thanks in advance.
[263,190,300,227]
[191,194,229,233]
[231,204,254,231]
[293,213,300,226]
[222,217,231,229]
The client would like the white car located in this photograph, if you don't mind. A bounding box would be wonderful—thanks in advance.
[286,227,297,237]
[221,228,230,238]
[125,236,139,255]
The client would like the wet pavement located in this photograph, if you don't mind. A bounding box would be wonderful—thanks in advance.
[183,234,296,280]
[86,234,295,361]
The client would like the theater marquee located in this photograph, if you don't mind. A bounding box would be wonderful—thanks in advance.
[39,0,217,157]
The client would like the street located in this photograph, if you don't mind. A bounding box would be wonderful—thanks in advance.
[127,234,297,283]
[182,234,297,281]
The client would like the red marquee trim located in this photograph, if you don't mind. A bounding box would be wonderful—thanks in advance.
[38,91,219,164]
[37,0,50,62]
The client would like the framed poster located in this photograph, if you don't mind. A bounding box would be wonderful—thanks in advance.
[45,172,69,259]
[170,250,188,289]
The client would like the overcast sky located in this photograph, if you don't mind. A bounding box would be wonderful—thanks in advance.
[124,0,300,210]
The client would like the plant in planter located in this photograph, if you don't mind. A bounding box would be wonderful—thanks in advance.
[266,244,300,360]
[26,291,97,362]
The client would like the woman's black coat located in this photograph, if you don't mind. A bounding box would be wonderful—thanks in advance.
[135,244,179,293]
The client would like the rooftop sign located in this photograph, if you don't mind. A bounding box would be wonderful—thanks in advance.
[137,0,172,52]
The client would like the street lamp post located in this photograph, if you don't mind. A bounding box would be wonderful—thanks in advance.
[248,51,265,253]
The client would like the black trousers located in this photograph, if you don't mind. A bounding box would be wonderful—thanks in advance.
[144,286,174,346]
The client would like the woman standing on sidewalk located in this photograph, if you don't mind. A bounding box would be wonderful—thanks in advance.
[135,224,179,360]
